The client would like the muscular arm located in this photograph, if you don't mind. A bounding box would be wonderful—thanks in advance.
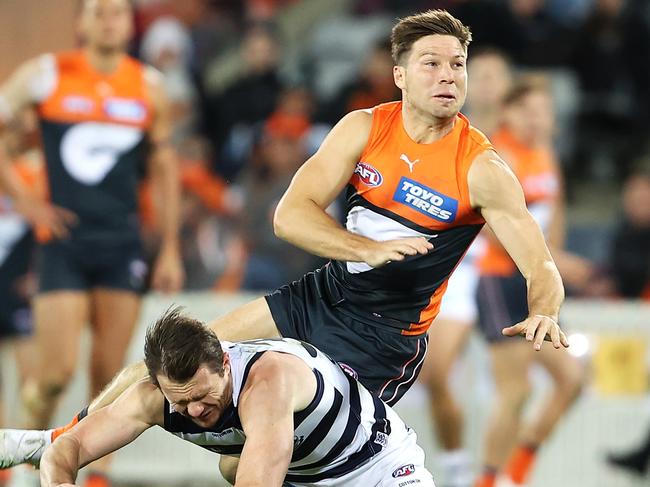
[235,353,316,487]
[40,380,163,487]
[469,150,567,349]
[273,110,431,268]
[145,68,184,293]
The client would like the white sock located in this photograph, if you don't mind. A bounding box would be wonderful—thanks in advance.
[437,449,473,487]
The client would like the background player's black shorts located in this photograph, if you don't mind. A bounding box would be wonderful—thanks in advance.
[265,268,428,406]
[476,272,528,343]
[37,238,148,294]
[0,231,34,339]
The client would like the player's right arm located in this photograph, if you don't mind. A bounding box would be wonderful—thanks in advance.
[40,380,163,487]
[0,56,76,238]
[273,110,432,268]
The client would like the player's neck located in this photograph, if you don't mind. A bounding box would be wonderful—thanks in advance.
[401,102,456,144]
[84,47,124,75]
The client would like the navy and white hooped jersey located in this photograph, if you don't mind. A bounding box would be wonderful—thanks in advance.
[163,338,405,484]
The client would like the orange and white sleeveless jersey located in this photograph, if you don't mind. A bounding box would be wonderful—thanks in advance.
[33,50,154,242]
[323,101,492,335]
[477,127,560,277]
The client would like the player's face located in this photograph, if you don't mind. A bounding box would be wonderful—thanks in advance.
[394,35,467,121]
[467,54,512,111]
[159,360,233,429]
[79,0,133,53]
[505,90,554,146]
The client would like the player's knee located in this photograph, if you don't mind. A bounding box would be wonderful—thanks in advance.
[557,363,585,402]
[219,456,239,485]
[500,380,532,413]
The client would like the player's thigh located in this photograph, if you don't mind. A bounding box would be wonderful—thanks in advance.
[219,455,239,484]
[376,435,436,487]
[90,288,141,366]
[206,297,281,342]
[420,317,472,385]
[33,291,90,376]
[488,340,534,393]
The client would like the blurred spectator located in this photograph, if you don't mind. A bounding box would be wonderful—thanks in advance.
[140,16,198,140]
[451,0,576,67]
[316,40,400,124]
[215,88,325,291]
[608,168,650,299]
[570,0,650,182]
[208,23,285,179]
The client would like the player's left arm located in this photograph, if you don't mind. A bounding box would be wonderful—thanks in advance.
[235,356,298,487]
[145,68,184,293]
[468,150,568,350]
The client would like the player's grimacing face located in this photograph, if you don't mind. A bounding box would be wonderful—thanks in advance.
[80,0,133,52]
[394,35,467,119]
[159,362,232,429]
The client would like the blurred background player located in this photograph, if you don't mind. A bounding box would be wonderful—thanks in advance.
[473,77,585,487]
[0,0,183,485]
[417,46,513,487]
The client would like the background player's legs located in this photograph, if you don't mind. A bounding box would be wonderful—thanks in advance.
[501,347,583,485]
[475,341,533,487]
[22,292,89,430]
[420,318,473,487]
[83,289,141,483]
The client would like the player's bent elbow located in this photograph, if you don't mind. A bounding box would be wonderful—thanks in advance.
[272,205,292,241]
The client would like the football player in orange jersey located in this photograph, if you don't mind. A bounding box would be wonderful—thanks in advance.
[0,0,183,485]
[1,10,567,482]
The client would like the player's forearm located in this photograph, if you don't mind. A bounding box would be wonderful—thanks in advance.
[525,258,564,320]
[235,445,290,487]
[273,199,375,262]
[151,148,181,251]
[40,436,81,487]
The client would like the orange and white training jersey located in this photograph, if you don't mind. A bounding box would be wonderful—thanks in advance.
[322,101,492,335]
[33,50,154,243]
[478,127,560,277]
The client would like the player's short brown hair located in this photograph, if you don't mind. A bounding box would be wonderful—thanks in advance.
[144,307,225,387]
[391,9,472,65]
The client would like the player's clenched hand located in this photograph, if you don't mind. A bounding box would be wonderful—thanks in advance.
[502,315,569,351]
[151,245,185,294]
[15,198,77,239]
[362,237,433,268]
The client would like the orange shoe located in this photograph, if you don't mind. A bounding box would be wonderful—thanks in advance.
[84,472,111,487]
[504,445,537,484]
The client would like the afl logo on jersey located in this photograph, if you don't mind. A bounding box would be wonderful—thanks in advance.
[392,464,415,478]
[354,162,383,187]
[393,177,458,222]
[104,98,147,123]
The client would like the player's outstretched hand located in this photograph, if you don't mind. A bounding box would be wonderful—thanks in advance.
[362,237,433,268]
[502,315,569,351]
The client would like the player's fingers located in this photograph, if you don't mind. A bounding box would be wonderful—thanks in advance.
[533,320,551,351]
[550,323,561,349]
[525,316,541,341]
[55,206,78,225]
[502,321,526,337]
[560,329,570,348]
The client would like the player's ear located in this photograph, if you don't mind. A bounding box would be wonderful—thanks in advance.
[393,65,406,90]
